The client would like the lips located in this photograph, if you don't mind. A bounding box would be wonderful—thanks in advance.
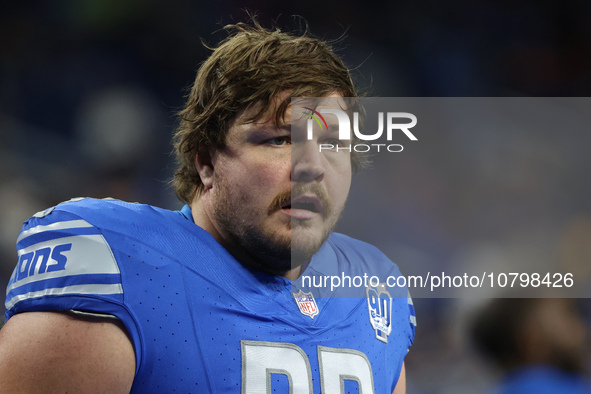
[281,195,322,214]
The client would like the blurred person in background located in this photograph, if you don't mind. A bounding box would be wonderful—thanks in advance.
[471,297,591,394]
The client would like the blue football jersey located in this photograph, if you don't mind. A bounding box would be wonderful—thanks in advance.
[5,198,416,393]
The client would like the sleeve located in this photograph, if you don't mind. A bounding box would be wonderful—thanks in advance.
[4,202,142,371]
[407,290,417,349]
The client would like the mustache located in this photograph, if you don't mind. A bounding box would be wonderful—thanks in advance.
[269,183,333,217]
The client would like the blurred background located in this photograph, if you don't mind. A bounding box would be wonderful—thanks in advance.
[1,1,591,393]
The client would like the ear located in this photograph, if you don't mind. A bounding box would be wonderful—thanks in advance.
[194,147,215,190]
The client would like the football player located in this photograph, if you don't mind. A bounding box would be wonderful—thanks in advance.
[0,21,415,393]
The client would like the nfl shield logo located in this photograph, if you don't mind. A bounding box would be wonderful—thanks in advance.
[293,289,319,319]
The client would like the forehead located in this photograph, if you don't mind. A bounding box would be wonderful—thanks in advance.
[231,92,347,129]
[291,95,349,126]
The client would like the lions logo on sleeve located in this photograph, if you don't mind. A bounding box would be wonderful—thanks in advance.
[5,208,123,314]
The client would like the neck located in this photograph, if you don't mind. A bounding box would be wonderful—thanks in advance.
[190,197,307,280]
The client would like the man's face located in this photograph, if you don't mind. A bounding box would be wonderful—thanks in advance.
[527,298,587,373]
[209,93,352,273]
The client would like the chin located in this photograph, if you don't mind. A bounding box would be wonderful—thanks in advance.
[291,232,329,263]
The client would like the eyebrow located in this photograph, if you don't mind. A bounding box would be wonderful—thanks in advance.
[256,123,291,133]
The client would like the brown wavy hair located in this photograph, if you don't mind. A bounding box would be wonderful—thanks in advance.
[172,20,363,204]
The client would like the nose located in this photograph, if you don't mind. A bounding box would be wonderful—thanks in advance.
[291,140,325,182]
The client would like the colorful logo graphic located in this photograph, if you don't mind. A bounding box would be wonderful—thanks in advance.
[293,289,319,319]
[302,107,328,131]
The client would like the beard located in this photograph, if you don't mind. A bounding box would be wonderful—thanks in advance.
[212,175,343,275]
[287,183,340,268]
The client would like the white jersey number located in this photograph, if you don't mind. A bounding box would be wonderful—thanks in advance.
[241,340,375,393]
